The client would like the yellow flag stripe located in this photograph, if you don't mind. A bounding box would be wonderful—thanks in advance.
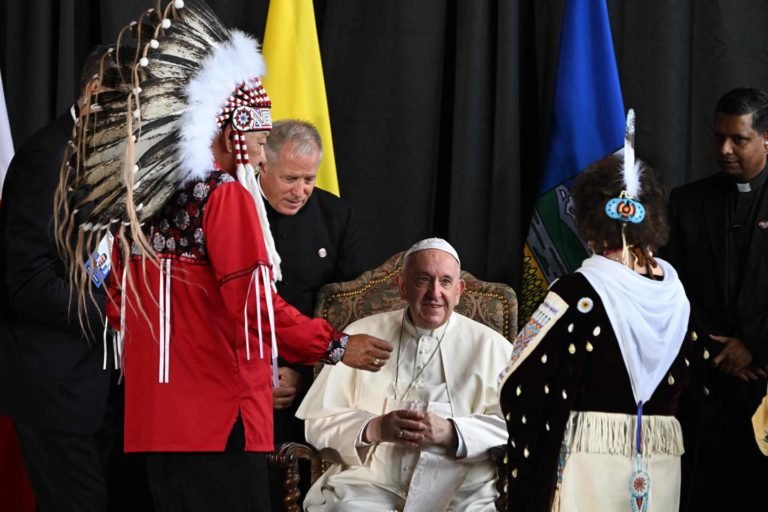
[262,0,339,196]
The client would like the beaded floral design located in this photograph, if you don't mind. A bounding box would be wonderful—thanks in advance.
[131,171,235,260]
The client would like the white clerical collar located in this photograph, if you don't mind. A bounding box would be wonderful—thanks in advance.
[735,167,767,193]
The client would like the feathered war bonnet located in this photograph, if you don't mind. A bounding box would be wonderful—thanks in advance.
[55,0,282,321]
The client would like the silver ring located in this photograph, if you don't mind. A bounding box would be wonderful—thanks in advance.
[374,358,381,366]
[398,430,404,439]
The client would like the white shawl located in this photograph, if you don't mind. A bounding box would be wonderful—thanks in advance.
[577,255,690,406]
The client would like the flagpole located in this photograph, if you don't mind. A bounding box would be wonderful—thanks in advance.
[520,0,625,324]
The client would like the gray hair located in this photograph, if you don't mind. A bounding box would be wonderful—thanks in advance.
[265,119,323,164]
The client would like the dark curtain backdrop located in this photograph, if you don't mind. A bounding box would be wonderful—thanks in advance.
[3,0,768,296]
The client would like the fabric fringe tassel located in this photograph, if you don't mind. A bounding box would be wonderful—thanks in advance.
[243,264,280,387]
[563,411,684,458]
[552,486,561,512]
[157,259,171,383]
[235,163,282,282]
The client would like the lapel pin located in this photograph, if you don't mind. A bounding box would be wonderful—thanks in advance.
[318,248,327,258]
[759,220,768,229]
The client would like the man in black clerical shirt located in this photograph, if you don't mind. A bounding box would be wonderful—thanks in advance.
[251,120,362,509]
[664,87,768,511]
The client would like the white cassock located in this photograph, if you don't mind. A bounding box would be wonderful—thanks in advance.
[296,309,514,512]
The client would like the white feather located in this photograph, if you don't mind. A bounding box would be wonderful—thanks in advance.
[621,108,643,198]
[178,30,267,183]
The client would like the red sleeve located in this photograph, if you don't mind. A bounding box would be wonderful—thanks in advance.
[203,181,340,364]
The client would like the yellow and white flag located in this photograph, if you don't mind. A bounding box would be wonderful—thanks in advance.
[262,0,339,196]
[0,71,14,199]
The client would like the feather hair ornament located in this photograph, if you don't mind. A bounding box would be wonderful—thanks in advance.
[605,108,646,225]
[621,108,642,199]
[603,108,648,267]
[54,0,282,327]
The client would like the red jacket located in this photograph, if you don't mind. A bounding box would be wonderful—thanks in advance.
[107,171,340,452]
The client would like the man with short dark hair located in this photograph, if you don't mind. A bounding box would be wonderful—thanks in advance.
[664,87,768,509]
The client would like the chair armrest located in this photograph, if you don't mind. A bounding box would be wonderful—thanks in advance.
[268,442,317,512]
[267,442,343,512]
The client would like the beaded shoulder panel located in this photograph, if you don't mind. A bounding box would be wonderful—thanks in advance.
[130,171,235,262]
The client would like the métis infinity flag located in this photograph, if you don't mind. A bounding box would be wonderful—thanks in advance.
[262,0,340,196]
[520,0,625,324]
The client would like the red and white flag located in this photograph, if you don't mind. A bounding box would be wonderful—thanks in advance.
[0,70,14,199]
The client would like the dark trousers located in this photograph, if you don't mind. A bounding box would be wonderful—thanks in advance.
[14,380,153,512]
[147,418,271,512]
[684,375,768,510]
[15,419,110,512]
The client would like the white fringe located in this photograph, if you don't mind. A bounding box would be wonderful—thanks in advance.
[102,315,109,370]
[157,259,171,383]
[236,163,282,282]
[244,269,257,360]
[254,267,263,360]
[243,265,279,387]
[563,410,684,457]
[164,259,171,382]
[113,331,121,371]
[261,265,279,387]
[158,260,165,383]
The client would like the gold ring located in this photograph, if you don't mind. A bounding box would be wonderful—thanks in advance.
[374,358,381,366]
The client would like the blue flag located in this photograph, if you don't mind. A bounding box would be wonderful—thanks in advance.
[520,0,625,324]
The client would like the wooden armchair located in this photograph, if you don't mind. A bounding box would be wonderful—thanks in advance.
[267,250,518,512]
